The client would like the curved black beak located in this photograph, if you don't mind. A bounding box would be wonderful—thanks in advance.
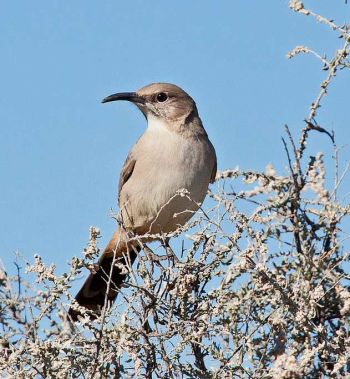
[101,92,145,104]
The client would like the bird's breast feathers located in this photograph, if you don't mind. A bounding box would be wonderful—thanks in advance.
[118,125,215,231]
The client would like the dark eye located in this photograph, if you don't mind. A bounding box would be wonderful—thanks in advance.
[156,92,168,102]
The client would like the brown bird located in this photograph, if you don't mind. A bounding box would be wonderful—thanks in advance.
[69,83,217,320]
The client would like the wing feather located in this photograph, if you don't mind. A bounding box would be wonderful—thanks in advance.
[118,151,136,203]
[210,158,217,183]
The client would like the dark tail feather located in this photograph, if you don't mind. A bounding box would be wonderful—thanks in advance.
[68,248,138,321]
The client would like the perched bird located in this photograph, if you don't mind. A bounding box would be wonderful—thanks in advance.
[69,83,216,320]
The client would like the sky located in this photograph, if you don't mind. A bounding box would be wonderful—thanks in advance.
[1,1,349,281]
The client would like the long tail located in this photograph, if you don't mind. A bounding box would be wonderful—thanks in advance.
[68,228,140,321]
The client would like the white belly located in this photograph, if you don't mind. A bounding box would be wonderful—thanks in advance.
[119,127,214,235]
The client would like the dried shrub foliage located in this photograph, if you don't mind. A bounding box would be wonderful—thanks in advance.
[1,2,350,378]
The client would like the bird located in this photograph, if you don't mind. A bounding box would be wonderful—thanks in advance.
[68,83,217,321]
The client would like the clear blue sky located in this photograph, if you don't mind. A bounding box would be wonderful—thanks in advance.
[1,1,349,275]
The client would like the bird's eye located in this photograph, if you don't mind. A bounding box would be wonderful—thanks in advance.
[156,92,168,102]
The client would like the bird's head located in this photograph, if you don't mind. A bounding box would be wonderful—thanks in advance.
[102,83,199,123]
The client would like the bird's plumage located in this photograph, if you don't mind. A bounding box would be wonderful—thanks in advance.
[69,83,216,321]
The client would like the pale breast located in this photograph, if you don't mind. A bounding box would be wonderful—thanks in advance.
[118,127,215,235]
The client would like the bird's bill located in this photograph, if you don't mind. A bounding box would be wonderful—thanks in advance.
[101,92,145,104]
